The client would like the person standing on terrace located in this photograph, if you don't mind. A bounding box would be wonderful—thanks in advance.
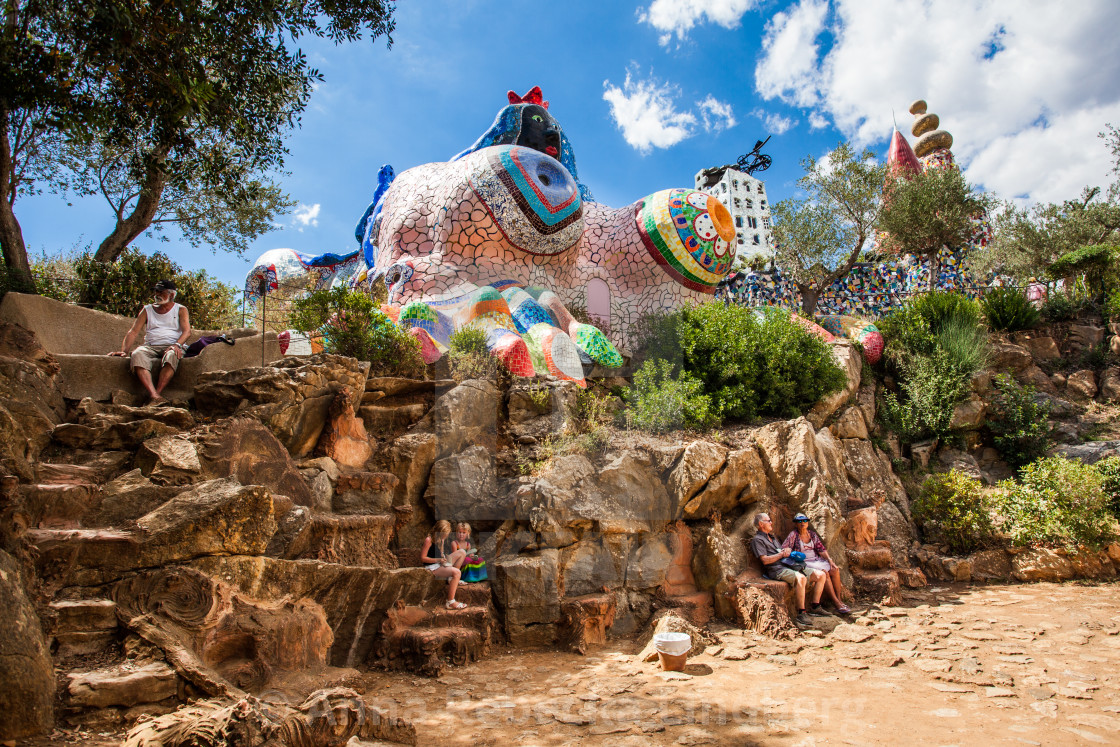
[108,279,191,404]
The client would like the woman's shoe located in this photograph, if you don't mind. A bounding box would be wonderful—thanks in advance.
[445,600,467,610]
[835,604,852,615]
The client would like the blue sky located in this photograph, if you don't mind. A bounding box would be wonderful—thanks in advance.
[18,0,1120,290]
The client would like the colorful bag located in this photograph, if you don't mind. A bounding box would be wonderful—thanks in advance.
[461,554,488,583]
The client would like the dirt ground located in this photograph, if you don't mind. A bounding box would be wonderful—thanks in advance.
[345,581,1120,747]
[28,581,1120,746]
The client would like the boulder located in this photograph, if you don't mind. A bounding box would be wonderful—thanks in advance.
[560,593,617,654]
[424,445,504,522]
[386,432,440,547]
[1011,547,1074,582]
[1099,367,1120,402]
[1054,440,1120,465]
[1019,335,1060,361]
[1069,324,1106,349]
[1018,364,1058,394]
[807,341,861,428]
[667,441,727,507]
[1112,335,1120,356]
[0,353,65,480]
[302,456,340,483]
[358,402,428,433]
[0,550,54,738]
[282,513,396,567]
[990,341,1033,371]
[968,549,1012,581]
[135,434,202,486]
[493,550,561,646]
[307,471,333,513]
[842,439,908,511]
[507,380,581,442]
[937,447,983,480]
[1066,369,1098,399]
[681,446,771,519]
[636,610,719,662]
[90,469,185,527]
[1050,372,1067,389]
[332,471,398,515]
[194,355,369,457]
[875,500,914,570]
[832,406,869,440]
[559,535,629,596]
[412,378,500,458]
[625,532,679,591]
[316,389,373,468]
[691,522,744,593]
[911,439,936,468]
[949,394,986,430]
[191,418,312,508]
[856,381,877,433]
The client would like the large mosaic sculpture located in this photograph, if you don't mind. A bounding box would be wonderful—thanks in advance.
[247,87,736,381]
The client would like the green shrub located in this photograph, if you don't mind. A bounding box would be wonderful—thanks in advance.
[625,358,716,432]
[1095,456,1120,521]
[289,287,424,376]
[912,470,996,554]
[879,349,972,442]
[1039,289,1094,322]
[908,290,982,331]
[1078,342,1114,371]
[1105,290,1120,321]
[981,287,1040,331]
[998,456,1118,551]
[987,374,1053,467]
[446,326,502,381]
[879,291,985,373]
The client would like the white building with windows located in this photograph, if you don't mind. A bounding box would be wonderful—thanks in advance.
[694,166,774,266]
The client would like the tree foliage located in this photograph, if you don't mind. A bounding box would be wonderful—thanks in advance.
[0,0,395,280]
[770,142,887,315]
[877,165,993,288]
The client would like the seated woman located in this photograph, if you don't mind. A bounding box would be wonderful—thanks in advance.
[419,520,466,609]
[452,522,487,583]
[783,513,851,615]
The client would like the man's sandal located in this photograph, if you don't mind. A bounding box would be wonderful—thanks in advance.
[445,600,467,610]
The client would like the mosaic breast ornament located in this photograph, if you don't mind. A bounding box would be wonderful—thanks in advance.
[637,189,737,293]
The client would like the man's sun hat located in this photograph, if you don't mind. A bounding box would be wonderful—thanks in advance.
[153,279,177,292]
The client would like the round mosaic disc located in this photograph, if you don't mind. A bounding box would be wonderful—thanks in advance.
[636,188,736,292]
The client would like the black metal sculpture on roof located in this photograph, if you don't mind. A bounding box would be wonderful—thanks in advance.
[698,136,773,188]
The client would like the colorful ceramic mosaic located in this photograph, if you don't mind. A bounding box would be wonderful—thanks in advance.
[817,315,884,364]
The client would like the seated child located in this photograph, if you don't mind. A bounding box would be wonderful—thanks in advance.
[452,521,488,583]
[419,520,466,609]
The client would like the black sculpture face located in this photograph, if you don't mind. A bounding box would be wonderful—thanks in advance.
[517,104,561,159]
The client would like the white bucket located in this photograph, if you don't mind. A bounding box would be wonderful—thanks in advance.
[653,632,691,656]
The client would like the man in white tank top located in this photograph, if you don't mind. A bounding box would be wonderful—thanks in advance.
[108,279,192,403]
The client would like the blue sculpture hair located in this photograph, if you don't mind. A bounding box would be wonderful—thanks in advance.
[451,104,594,203]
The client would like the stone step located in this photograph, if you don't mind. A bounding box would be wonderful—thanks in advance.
[51,599,118,634]
[851,568,901,606]
[664,590,714,627]
[55,630,117,659]
[283,513,395,567]
[454,581,493,607]
[359,403,428,433]
[37,462,105,486]
[379,625,487,677]
[416,605,491,631]
[847,544,894,571]
[66,661,179,709]
[364,377,456,396]
[22,482,100,529]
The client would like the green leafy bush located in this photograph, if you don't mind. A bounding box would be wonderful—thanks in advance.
[624,359,716,433]
[289,287,424,377]
[632,303,845,421]
[981,287,1040,331]
[987,374,1053,467]
[998,456,1118,551]
[878,295,989,443]
[912,470,996,554]
[1105,290,1120,321]
[1095,456,1120,521]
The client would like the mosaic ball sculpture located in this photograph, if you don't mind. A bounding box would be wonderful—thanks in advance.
[637,188,737,292]
[466,145,583,256]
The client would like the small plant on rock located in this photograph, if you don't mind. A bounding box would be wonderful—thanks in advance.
[447,326,502,382]
[997,456,1118,551]
[912,469,996,554]
[981,287,1040,331]
[987,374,1054,468]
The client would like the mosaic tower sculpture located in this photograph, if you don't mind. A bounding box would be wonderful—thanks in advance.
[246,88,737,379]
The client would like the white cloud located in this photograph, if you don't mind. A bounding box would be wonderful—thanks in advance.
[292,203,321,231]
[752,108,797,135]
[808,111,829,130]
[603,71,698,153]
[639,0,760,45]
[753,0,1120,205]
[698,95,737,132]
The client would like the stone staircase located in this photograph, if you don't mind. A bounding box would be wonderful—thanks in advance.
[50,597,120,659]
[372,581,496,676]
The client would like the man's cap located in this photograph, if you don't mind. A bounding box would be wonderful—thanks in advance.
[153,279,177,292]
[794,513,809,522]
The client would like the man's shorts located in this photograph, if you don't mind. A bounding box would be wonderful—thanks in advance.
[770,567,808,585]
[130,344,180,373]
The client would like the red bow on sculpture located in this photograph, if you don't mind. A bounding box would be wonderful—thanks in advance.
[507,86,549,109]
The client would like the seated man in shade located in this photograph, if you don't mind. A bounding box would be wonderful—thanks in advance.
[108,279,191,404]
[749,512,828,628]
